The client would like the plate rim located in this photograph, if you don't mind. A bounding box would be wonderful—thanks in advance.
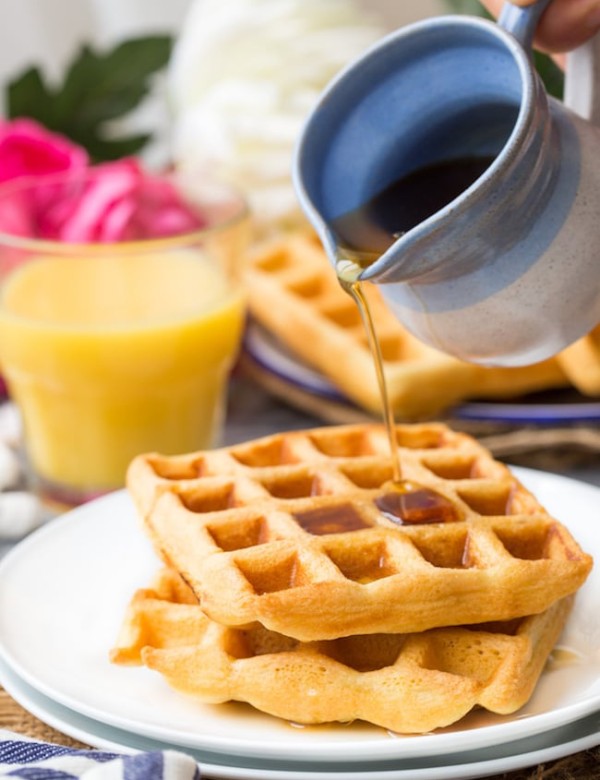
[1,656,599,780]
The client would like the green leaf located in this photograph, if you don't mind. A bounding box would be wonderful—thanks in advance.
[6,66,56,125]
[5,35,173,162]
[442,0,564,98]
[443,0,492,18]
[79,132,153,162]
[533,50,564,99]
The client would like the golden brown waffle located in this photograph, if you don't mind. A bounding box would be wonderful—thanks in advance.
[128,423,592,641]
[557,324,600,395]
[110,567,573,735]
[243,231,568,418]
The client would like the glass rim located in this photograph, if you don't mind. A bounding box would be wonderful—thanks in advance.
[0,170,250,254]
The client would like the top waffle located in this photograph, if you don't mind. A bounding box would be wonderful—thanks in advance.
[243,231,568,418]
[128,422,592,642]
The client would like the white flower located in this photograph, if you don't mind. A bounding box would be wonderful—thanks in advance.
[169,0,385,229]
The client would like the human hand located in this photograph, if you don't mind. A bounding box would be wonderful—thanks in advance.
[481,0,600,53]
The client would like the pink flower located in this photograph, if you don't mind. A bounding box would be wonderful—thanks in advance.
[0,119,88,239]
[0,121,207,243]
[0,118,88,183]
[39,159,206,242]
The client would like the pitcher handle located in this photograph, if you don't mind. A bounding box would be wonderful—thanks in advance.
[565,33,600,124]
[498,0,552,50]
[498,2,600,124]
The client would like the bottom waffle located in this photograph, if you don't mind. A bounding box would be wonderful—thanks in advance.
[111,568,573,735]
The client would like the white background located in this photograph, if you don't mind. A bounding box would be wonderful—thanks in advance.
[0,0,443,109]
[0,0,444,169]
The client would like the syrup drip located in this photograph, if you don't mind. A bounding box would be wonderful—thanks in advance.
[546,646,584,671]
[293,503,371,535]
[336,256,402,483]
[375,482,459,526]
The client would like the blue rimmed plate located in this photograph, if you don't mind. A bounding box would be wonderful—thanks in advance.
[243,322,600,424]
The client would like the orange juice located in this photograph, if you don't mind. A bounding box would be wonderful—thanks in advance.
[0,252,245,495]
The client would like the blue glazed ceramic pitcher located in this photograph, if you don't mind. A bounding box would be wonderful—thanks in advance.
[294,0,600,367]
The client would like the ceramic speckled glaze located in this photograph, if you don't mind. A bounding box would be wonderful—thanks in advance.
[294,0,600,366]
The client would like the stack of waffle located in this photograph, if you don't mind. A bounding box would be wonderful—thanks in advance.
[111,422,592,733]
[241,230,599,419]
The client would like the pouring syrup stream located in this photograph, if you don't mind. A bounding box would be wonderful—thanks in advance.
[336,253,402,483]
[335,252,460,526]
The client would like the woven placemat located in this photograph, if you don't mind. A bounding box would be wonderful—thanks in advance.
[2,685,598,778]
[0,686,87,748]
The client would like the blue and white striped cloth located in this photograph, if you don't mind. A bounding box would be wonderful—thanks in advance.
[0,731,201,778]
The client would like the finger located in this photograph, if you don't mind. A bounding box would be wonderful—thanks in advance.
[480,0,600,53]
[482,0,535,12]
[480,0,536,16]
[535,0,600,52]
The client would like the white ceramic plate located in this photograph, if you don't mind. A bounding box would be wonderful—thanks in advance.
[0,468,598,766]
[1,658,599,780]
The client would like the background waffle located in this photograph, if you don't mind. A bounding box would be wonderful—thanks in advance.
[110,567,574,735]
[128,423,592,641]
[242,231,568,418]
[557,324,600,395]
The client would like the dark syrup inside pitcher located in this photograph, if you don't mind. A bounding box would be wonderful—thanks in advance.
[330,99,519,258]
[332,155,495,256]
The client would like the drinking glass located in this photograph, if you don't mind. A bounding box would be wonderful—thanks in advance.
[0,172,249,508]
